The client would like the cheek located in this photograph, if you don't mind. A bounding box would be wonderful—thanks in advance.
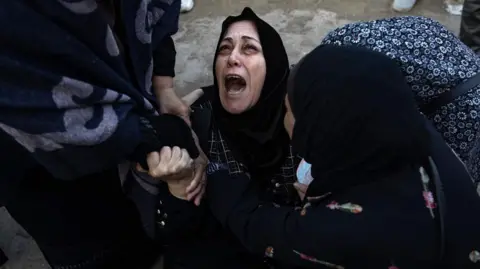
[215,58,225,85]
[248,60,266,101]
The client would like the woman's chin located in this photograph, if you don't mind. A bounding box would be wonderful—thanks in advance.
[222,101,250,114]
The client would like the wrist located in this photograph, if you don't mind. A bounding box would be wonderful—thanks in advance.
[153,76,174,93]
[167,182,188,200]
[155,86,174,93]
[165,168,194,200]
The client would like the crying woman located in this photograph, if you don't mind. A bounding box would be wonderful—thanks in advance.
[192,6,298,206]
[156,7,302,269]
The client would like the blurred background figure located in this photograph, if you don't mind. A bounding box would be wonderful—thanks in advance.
[392,0,417,12]
[392,0,463,15]
[181,0,195,13]
[461,0,480,53]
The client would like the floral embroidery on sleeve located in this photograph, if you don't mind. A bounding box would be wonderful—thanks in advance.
[419,167,436,218]
[326,201,363,214]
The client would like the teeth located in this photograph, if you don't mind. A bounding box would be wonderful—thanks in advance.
[224,74,246,93]
[226,75,242,80]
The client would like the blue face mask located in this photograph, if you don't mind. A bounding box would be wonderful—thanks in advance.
[296,159,314,185]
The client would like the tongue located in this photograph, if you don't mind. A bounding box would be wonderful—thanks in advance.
[229,83,244,92]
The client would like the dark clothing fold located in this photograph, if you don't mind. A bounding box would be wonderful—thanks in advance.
[0,129,36,205]
[461,0,480,54]
[0,0,190,268]
[0,248,6,266]
[206,119,480,269]
[6,165,158,269]
[0,0,181,181]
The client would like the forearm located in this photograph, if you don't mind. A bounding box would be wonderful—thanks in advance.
[206,169,346,268]
[0,129,38,205]
[153,75,174,93]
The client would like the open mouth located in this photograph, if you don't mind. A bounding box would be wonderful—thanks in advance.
[224,74,246,95]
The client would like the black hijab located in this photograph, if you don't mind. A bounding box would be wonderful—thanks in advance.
[288,45,431,197]
[211,7,290,180]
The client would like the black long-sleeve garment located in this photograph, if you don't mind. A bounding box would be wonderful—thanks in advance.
[205,120,480,269]
[153,36,176,78]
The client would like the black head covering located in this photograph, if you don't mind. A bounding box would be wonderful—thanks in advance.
[288,45,431,197]
[212,7,290,180]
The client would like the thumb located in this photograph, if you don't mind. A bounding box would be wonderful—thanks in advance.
[182,88,204,106]
[146,151,160,176]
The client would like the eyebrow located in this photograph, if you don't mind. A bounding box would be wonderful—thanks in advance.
[222,36,260,43]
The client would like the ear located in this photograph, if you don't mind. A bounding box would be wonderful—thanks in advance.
[182,89,204,106]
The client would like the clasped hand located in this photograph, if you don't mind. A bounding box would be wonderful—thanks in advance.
[146,131,208,205]
[138,88,207,205]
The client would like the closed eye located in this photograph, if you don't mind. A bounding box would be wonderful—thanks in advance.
[243,44,259,53]
[218,44,232,54]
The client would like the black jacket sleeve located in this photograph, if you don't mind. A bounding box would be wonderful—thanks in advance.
[156,182,209,243]
[155,104,213,242]
[133,114,199,169]
[206,169,346,268]
[0,129,37,205]
[206,168,438,268]
[153,36,176,77]
[124,167,208,243]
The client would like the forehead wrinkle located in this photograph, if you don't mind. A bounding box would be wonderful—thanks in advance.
[220,35,261,46]
[224,21,259,40]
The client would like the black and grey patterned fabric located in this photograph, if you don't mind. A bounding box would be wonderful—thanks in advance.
[322,16,480,184]
[198,101,301,207]
[0,0,182,180]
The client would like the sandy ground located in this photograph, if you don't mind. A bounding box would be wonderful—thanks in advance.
[0,0,461,268]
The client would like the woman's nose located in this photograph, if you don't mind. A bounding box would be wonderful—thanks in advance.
[227,50,241,67]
